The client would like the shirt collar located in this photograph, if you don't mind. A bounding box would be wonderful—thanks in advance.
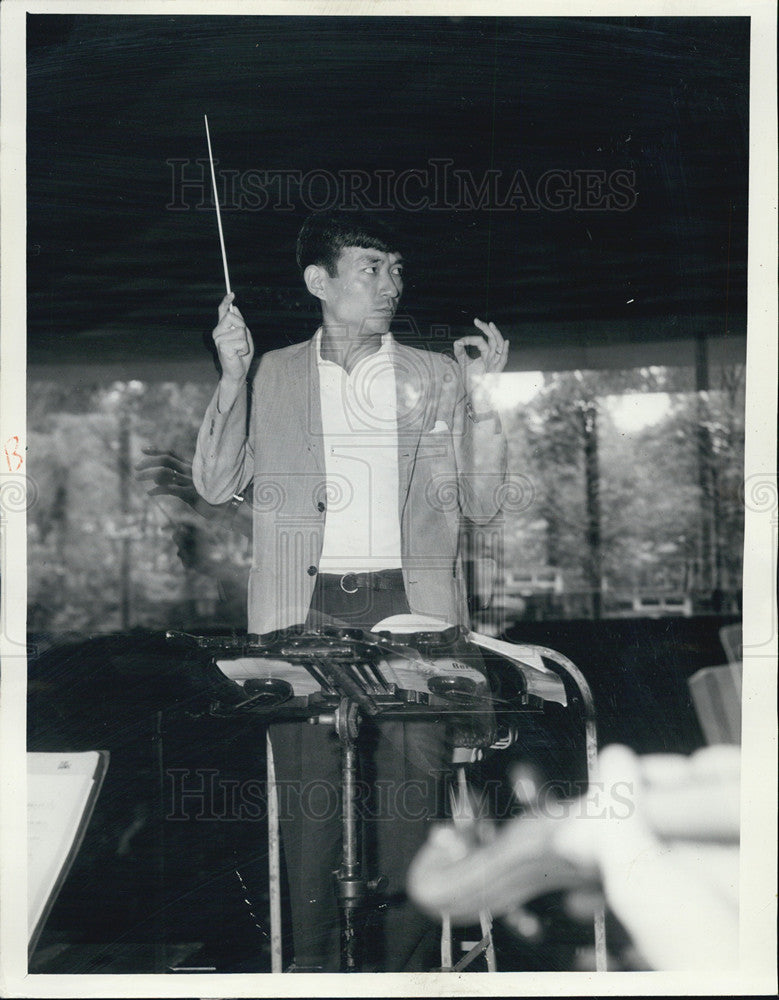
[316,327,394,367]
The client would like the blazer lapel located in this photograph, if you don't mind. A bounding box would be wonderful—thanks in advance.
[285,335,324,474]
[393,341,433,516]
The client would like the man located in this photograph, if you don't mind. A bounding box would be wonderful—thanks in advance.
[193,210,508,971]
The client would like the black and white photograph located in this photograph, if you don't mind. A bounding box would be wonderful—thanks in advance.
[0,1,776,996]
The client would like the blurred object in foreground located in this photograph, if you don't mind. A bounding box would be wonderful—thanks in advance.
[408,744,740,971]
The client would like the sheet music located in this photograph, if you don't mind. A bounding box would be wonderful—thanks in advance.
[466,632,567,706]
[370,616,568,703]
[215,651,489,697]
[27,751,109,947]
[688,663,743,746]
[215,617,568,706]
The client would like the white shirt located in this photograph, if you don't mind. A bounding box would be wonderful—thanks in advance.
[316,329,402,572]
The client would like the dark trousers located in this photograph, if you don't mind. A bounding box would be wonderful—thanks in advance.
[268,576,450,971]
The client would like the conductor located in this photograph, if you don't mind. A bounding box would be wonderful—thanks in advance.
[193,209,509,971]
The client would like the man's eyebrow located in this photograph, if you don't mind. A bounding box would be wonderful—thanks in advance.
[355,253,405,265]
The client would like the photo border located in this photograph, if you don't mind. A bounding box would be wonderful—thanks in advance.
[2,1,776,996]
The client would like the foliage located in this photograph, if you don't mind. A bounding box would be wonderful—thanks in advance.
[27,380,249,637]
[27,363,744,634]
[501,364,744,611]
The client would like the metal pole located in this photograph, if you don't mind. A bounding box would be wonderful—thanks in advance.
[342,738,359,971]
[529,645,607,970]
[266,731,282,973]
[342,740,359,879]
[479,911,497,972]
[440,913,452,970]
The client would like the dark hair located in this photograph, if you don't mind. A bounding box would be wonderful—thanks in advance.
[295,210,401,277]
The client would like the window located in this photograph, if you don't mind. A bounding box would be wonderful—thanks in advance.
[471,363,744,630]
[28,361,745,640]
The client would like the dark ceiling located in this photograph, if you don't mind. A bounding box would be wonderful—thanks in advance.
[27,14,749,370]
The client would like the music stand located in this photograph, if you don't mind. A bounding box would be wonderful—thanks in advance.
[168,624,511,971]
[166,625,600,971]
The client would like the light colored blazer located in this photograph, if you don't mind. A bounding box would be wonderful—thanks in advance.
[193,335,507,635]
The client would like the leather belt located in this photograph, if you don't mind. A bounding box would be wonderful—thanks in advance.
[319,570,405,594]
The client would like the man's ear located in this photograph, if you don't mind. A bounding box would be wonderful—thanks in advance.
[303,264,328,301]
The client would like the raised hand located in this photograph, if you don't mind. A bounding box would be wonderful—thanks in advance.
[452,318,509,393]
[213,292,254,385]
[135,447,221,521]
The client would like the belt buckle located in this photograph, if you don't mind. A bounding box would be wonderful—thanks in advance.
[340,573,359,594]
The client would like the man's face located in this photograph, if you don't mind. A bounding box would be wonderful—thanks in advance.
[318,246,404,337]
